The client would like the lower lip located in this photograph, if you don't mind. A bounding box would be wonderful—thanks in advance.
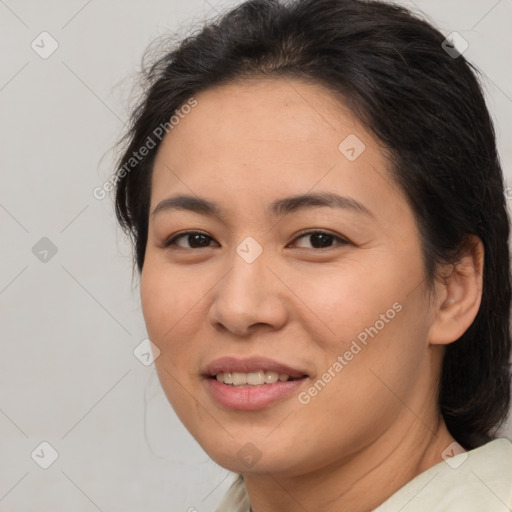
[204,377,308,410]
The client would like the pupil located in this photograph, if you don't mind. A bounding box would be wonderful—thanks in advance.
[190,234,209,248]
[311,233,333,248]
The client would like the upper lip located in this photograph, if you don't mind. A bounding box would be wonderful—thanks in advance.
[204,356,309,379]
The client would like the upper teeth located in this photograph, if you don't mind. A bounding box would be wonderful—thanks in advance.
[215,370,292,386]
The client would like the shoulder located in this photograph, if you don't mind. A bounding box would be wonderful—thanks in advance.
[214,439,512,512]
[374,437,512,512]
[215,475,250,512]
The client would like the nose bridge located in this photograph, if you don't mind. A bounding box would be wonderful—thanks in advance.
[208,235,287,334]
[223,236,271,307]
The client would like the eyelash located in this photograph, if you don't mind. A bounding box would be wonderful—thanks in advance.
[163,229,351,250]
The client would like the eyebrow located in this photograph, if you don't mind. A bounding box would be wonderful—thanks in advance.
[151,192,373,219]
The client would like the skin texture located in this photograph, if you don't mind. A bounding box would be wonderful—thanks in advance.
[140,78,484,512]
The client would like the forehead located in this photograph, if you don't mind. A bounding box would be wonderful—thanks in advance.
[166,78,355,153]
[150,77,404,222]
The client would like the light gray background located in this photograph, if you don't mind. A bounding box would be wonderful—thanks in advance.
[1,0,511,511]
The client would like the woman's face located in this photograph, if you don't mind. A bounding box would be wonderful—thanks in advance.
[141,78,440,476]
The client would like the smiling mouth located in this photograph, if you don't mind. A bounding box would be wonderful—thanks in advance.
[204,358,310,410]
[213,370,307,386]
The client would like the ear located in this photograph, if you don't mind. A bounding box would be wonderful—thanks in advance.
[428,235,484,346]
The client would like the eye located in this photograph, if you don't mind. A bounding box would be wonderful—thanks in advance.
[163,229,350,250]
[289,230,350,250]
[164,231,218,249]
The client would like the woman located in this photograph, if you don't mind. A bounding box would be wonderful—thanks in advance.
[113,0,512,510]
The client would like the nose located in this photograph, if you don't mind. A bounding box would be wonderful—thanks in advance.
[208,244,288,338]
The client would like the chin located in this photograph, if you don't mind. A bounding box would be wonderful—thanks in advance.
[196,433,302,475]
[208,449,284,474]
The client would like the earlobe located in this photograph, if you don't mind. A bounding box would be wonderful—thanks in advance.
[428,235,484,346]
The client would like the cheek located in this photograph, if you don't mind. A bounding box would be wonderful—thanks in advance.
[298,256,428,407]
[140,263,197,404]
[140,260,202,343]
[140,269,170,346]
[140,263,202,423]
[289,257,402,351]
[293,306,426,455]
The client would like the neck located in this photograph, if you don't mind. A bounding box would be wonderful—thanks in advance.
[243,412,456,512]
